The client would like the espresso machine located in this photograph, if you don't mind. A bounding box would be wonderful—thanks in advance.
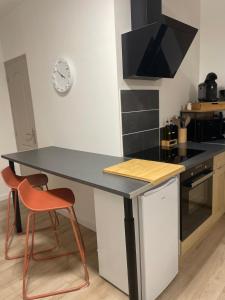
[198,73,218,102]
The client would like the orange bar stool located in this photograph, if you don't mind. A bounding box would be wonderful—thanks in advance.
[1,166,57,260]
[18,179,89,300]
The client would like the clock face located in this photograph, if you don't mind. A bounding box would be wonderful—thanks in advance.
[52,59,73,93]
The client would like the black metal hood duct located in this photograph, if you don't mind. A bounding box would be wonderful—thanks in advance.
[122,0,198,80]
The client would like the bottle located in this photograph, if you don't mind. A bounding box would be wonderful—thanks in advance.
[164,120,171,140]
[170,120,176,140]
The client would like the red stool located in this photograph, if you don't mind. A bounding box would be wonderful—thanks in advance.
[18,179,89,300]
[1,166,58,260]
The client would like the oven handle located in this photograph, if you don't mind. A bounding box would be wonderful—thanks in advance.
[188,171,214,188]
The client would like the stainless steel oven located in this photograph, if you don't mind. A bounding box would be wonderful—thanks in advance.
[180,159,213,241]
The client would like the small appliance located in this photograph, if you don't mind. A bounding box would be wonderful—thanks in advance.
[187,115,224,142]
[220,89,225,100]
[198,73,218,102]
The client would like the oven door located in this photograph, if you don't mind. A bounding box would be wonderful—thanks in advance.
[180,170,213,241]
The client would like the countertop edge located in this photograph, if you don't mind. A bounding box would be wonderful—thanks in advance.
[3,142,225,199]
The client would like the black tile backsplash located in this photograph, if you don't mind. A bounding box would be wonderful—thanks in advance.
[123,129,160,155]
[121,90,159,112]
[122,110,159,135]
[121,90,160,156]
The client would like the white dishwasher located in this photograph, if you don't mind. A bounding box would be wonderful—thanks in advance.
[139,176,179,300]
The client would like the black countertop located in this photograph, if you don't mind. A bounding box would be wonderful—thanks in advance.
[203,139,225,146]
[1,146,152,199]
[127,141,225,170]
[176,141,225,169]
[2,143,225,199]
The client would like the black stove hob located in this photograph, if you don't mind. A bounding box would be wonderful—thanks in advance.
[127,147,205,164]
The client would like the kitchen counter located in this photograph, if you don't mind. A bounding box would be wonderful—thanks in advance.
[2,146,152,199]
[203,139,225,146]
[3,144,225,300]
[174,141,225,170]
[3,143,225,198]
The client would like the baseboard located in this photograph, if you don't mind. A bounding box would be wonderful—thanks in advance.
[58,210,96,232]
[0,193,7,202]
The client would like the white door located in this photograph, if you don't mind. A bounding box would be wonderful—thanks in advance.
[5,54,38,174]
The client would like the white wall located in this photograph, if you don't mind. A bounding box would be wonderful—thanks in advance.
[0,0,122,229]
[0,0,201,227]
[0,41,17,200]
[114,0,201,126]
[200,0,225,91]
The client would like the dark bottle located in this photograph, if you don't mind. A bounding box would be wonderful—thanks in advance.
[164,120,171,140]
[170,120,177,140]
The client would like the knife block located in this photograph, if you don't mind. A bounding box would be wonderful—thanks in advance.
[161,139,177,148]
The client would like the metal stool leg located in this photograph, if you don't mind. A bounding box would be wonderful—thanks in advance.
[31,211,74,262]
[31,212,61,261]
[23,212,33,300]
[67,207,89,283]
[31,211,59,233]
[23,208,89,300]
[5,194,61,261]
[5,190,24,260]
[71,207,86,255]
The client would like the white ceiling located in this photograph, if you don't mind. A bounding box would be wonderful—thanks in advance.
[0,0,23,19]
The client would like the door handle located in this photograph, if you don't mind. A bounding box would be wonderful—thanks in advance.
[188,172,213,188]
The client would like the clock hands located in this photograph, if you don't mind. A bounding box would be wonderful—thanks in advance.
[57,70,66,79]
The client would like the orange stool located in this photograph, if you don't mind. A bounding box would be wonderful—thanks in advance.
[1,167,58,260]
[18,179,89,300]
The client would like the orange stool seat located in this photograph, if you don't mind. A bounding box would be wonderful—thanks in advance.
[1,167,52,261]
[18,179,89,300]
[2,167,48,190]
[21,187,75,211]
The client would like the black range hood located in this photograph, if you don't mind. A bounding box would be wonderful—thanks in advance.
[122,0,198,80]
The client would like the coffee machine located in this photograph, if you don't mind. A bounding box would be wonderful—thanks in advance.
[198,73,218,102]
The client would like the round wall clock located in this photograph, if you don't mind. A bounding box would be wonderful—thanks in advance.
[52,58,73,94]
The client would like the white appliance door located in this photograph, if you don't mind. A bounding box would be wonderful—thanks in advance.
[139,177,179,300]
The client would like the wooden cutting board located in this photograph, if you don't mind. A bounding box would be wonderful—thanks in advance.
[104,159,185,186]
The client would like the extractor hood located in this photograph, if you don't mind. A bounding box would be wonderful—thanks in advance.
[122,0,198,80]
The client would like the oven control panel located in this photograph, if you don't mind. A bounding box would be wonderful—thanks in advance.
[181,159,213,182]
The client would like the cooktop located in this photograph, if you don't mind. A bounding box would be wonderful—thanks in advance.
[127,147,205,164]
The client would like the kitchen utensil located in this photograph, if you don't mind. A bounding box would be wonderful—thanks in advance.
[184,115,191,128]
[172,116,180,128]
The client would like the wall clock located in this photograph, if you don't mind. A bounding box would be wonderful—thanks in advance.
[52,58,73,94]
